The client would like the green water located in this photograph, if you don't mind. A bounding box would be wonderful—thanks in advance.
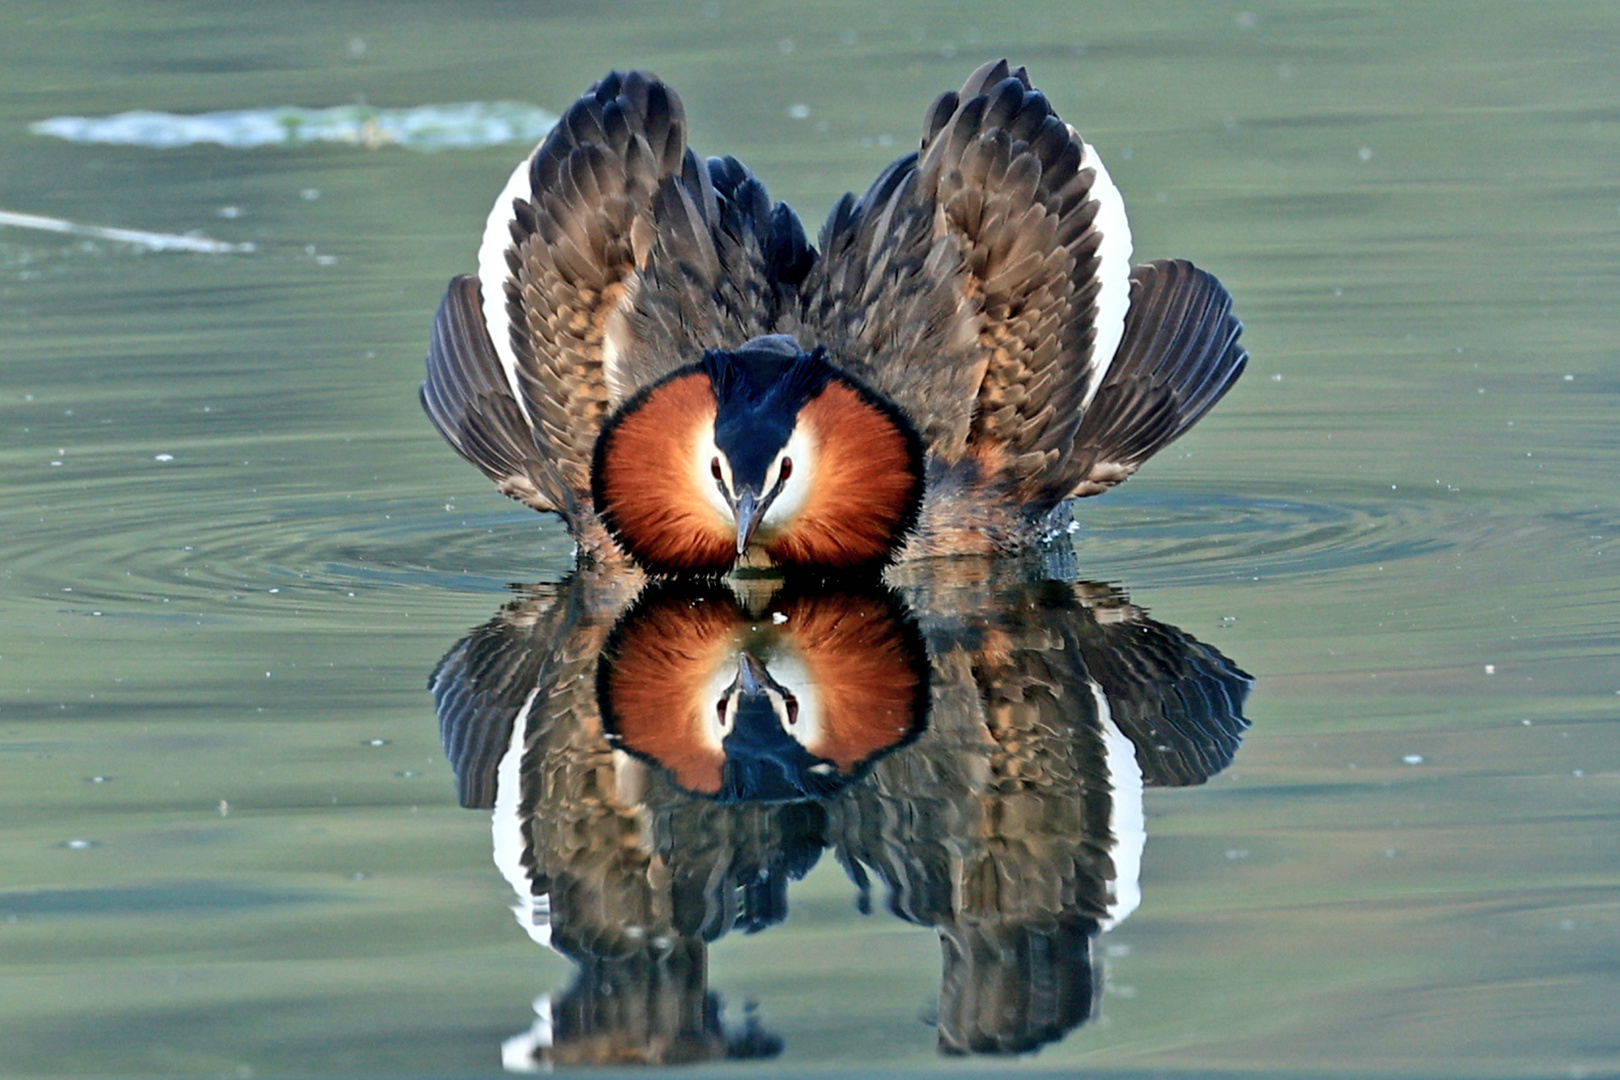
[2,2,1616,1076]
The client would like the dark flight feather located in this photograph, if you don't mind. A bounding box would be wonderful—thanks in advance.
[421,274,561,513]
[1068,259,1248,497]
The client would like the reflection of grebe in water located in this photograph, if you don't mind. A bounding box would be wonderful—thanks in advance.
[430,565,1251,1064]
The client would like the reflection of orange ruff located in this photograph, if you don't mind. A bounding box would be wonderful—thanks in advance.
[772,591,923,774]
[598,593,735,795]
[598,587,927,799]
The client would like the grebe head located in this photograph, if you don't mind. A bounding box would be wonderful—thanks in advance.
[592,335,924,574]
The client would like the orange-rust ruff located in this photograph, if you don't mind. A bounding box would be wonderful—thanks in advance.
[421,62,1249,572]
[588,370,736,574]
[760,379,922,570]
[595,581,928,800]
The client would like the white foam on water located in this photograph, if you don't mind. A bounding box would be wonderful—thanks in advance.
[0,208,252,254]
[30,102,557,152]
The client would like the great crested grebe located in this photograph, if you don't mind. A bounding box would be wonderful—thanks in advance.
[422,60,1247,573]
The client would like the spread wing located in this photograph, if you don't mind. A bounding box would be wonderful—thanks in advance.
[495,70,694,517]
[800,59,1133,508]
[421,274,560,512]
[429,70,812,523]
[1067,259,1248,496]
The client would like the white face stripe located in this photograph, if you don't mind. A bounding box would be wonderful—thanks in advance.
[477,155,537,427]
[1072,126,1134,413]
[693,426,733,525]
[704,656,739,744]
[763,650,822,751]
[693,422,818,545]
[758,426,817,536]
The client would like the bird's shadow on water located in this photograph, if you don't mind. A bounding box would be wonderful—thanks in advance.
[426,546,1253,1066]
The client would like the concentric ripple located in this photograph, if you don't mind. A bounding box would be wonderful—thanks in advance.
[1066,487,1463,586]
[4,464,1489,625]
[4,479,578,625]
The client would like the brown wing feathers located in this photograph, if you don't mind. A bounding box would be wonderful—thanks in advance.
[605,153,813,397]
[802,152,985,461]
[501,71,687,518]
[805,59,1136,511]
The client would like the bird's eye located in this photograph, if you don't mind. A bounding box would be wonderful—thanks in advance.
[716,697,730,730]
[778,457,793,481]
[711,457,723,482]
[782,692,799,727]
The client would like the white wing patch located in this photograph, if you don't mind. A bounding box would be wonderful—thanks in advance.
[1092,679,1146,932]
[490,686,552,948]
[1072,126,1134,412]
[477,154,538,426]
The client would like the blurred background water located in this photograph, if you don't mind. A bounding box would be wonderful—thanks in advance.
[2,1,1616,1076]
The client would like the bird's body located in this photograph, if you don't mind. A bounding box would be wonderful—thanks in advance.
[422,61,1248,574]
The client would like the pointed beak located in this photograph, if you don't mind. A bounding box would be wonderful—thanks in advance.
[733,488,762,554]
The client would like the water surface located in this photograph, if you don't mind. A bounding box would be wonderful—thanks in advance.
[2,2,1616,1077]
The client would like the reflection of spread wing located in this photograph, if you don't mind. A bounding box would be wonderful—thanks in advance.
[937,917,1101,1056]
[836,570,1252,1055]
[1069,583,1252,786]
[429,573,831,955]
[427,572,658,960]
[900,571,1252,787]
[430,583,572,810]
[828,620,1116,1056]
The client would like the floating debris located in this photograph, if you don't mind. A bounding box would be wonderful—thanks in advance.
[0,208,251,254]
[30,101,558,152]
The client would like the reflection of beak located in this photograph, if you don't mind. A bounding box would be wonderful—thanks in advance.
[736,651,768,695]
[733,488,762,554]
